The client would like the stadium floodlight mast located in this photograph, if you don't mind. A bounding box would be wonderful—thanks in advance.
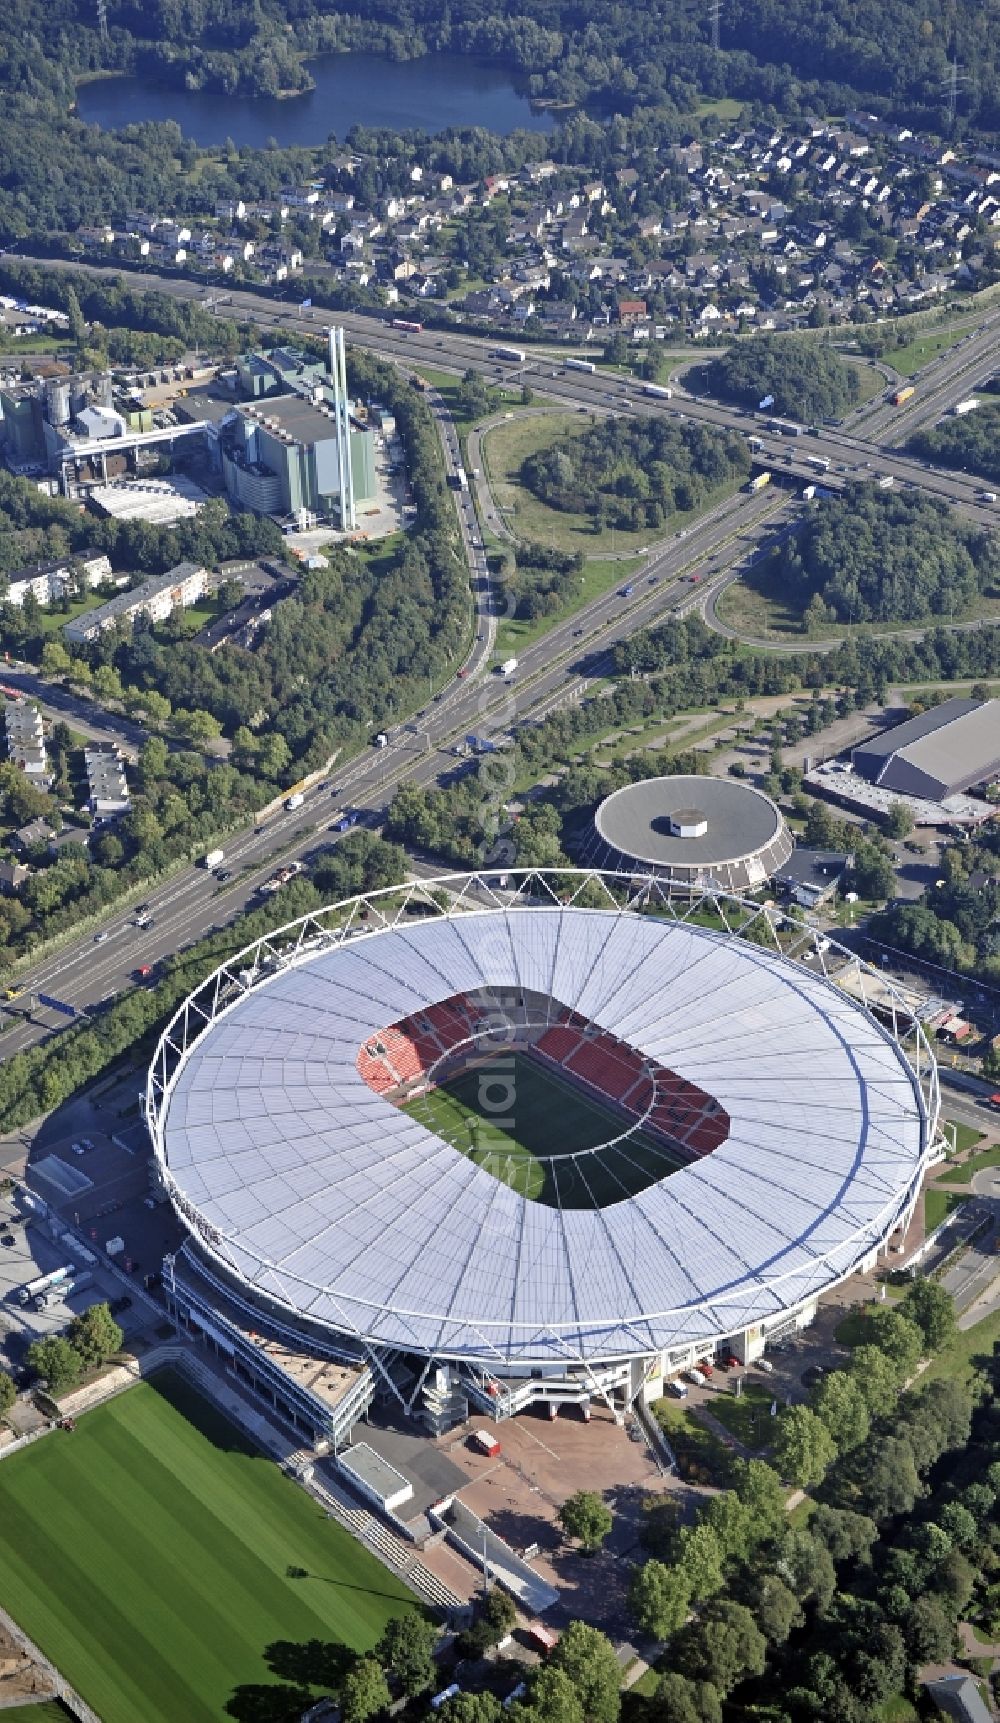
[148,868,941,1416]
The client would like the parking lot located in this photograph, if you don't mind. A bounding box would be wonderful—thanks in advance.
[0,1190,143,1411]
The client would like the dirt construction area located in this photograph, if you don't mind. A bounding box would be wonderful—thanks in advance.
[441,1402,676,1635]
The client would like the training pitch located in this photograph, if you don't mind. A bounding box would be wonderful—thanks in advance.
[0,1372,415,1723]
[402,1049,684,1206]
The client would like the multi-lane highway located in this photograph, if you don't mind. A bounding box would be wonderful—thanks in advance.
[26,255,1000,504]
[0,473,787,1055]
[3,253,1000,1060]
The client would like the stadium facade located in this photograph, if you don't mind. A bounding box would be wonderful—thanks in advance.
[148,869,939,1448]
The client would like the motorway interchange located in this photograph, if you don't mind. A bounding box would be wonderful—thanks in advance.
[3,257,1000,1058]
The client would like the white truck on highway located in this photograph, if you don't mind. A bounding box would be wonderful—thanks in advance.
[496,658,518,677]
[953,398,981,415]
[203,848,225,869]
[285,792,305,811]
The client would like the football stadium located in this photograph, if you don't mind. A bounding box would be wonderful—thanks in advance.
[148,869,939,1443]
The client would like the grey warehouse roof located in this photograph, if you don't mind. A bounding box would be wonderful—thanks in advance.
[853,698,1000,801]
[159,905,928,1366]
[590,776,794,892]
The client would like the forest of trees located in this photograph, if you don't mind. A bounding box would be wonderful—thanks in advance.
[521,418,750,533]
[769,487,1000,626]
[627,1282,1000,1723]
[910,400,1000,488]
[703,335,862,422]
[501,541,586,621]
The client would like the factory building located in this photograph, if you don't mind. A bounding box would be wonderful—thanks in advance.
[221,328,373,528]
[852,697,1000,802]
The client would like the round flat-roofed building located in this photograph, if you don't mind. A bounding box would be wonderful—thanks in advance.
[588,774,794,892]
[148,869,937,1438]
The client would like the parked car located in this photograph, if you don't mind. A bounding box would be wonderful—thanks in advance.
[695,1360,713,1379]
[71,1142,86,1156]
[756,1358,774,1374]
[720,1352,742,1368]
[684,1368,705,1387]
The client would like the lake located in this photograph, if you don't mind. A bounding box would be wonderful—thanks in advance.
[74,52,558,146]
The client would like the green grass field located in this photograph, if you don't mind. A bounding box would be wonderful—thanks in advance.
[0,1372,416,1723]
[925,1187,967,1231]
[403,1050,683,1207]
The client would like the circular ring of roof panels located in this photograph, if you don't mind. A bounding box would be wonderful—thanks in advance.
[592,775,794,892]
[152,876,931,1369]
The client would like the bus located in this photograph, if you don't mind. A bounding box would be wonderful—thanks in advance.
[391,318,423,334]
[565,358,597,374]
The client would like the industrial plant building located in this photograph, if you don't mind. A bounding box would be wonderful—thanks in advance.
[0,327,378,530]
[220,329,373,527]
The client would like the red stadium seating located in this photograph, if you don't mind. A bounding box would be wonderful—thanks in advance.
[357,991,730,1159]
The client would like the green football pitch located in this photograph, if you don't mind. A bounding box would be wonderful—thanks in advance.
[402,1050,684,1206]
[0,1372,416,1723]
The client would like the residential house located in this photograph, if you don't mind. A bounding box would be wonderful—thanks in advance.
[4,698,49,784]
[84,743,130,817]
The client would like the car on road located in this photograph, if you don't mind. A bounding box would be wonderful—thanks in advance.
[94,931,110,944]
[215,870,231,881]
[457,667,469,679]
[110,1295,131,1314]
[618,585,634,597]
[1,1235,13,1248]
[71,1142,86,1155]
[135,965,154,980]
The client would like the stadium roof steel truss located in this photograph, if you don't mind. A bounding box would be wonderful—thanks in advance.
[147,869,939,1369]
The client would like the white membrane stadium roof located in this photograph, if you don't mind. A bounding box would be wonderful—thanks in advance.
[161,907,927,1365]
